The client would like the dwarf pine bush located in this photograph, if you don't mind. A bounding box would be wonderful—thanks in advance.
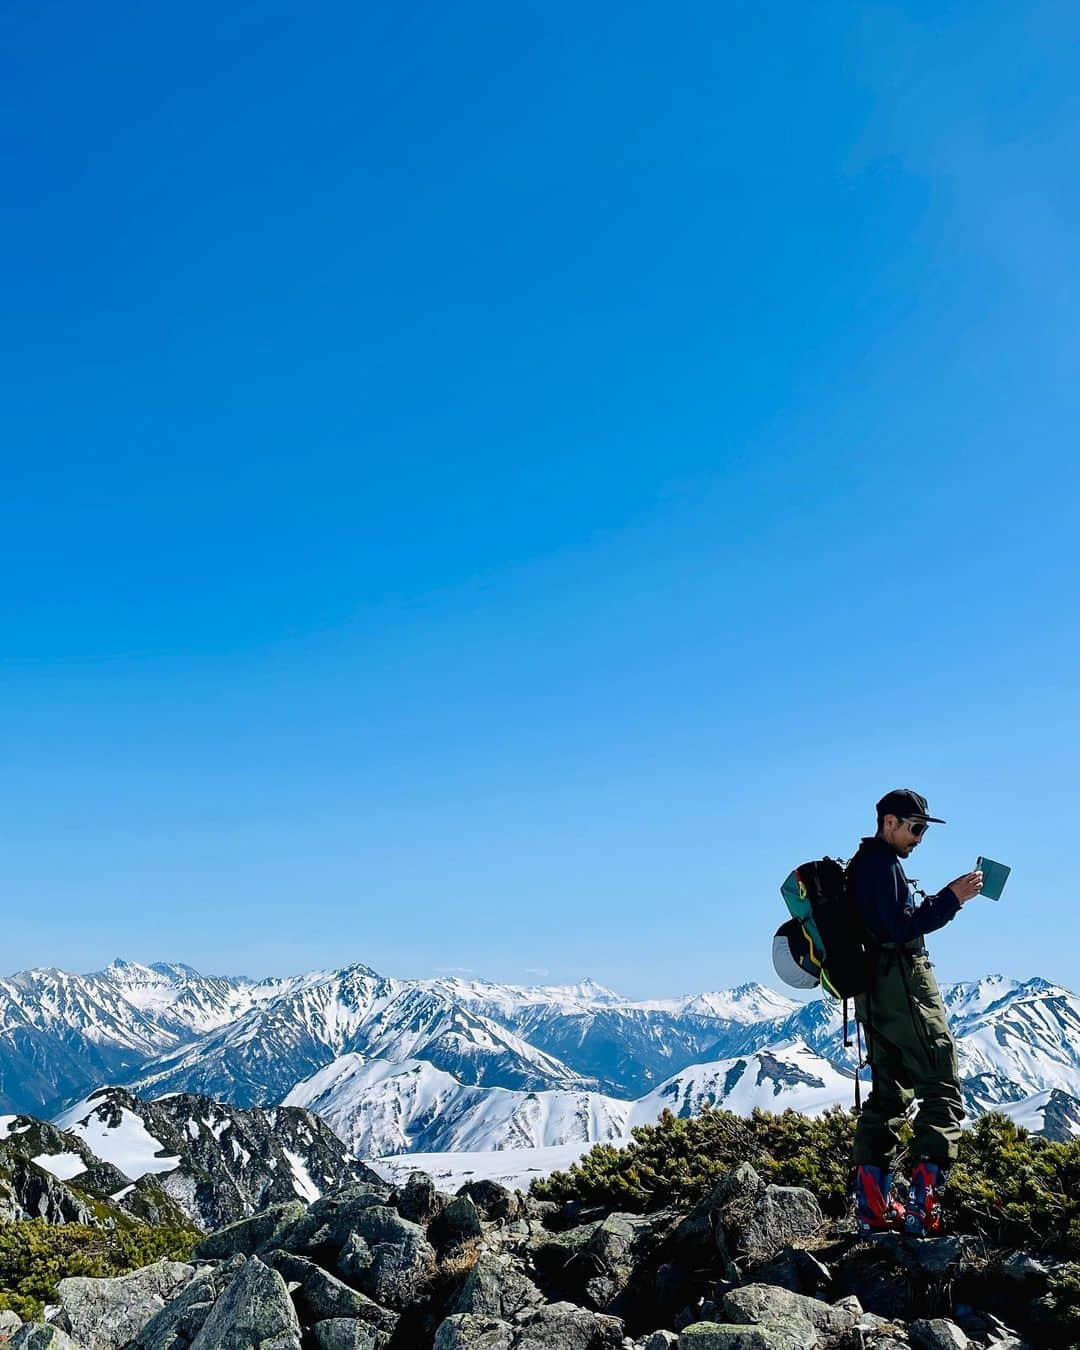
[0,1218,197,1321]
[533,1106,1080,1254]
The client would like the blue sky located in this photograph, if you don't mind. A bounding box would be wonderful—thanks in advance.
[3,2,1078,997]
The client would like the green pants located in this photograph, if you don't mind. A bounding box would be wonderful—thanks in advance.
[853,949,964,1168]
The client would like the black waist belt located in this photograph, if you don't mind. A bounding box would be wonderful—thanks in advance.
[869,939,925,956]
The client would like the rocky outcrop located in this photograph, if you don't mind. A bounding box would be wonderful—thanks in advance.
[0,1163,1057,1350]
[56,1260,195,1350]
[187,1256,301,1350]
[8,1327,84,1349]
[0,1157,98,1228]
[56,1087,382,1232]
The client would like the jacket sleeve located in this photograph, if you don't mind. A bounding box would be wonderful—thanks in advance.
[856,854,962,945]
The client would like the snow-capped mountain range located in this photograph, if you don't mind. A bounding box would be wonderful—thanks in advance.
[4,959,1080,1168]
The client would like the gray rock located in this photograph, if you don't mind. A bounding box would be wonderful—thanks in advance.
[269,1254,397,1333]
[431,1195,483,1250]
[63,1162,132,1200]
[908,1321,968,1350]
[128,1270,219,1349]
[334,1211,435,1309]
[446,1253,542,1319]
[392,1172,443,1225]
[673,1165,821,1266]
[187,1256,301,1350]
[433,1315,515,1350]
[512,1301,623,1349]
[8,1328,83,1350]
[639,1335,679,1349]
[310,1320,386,1349]
[0,1309,23,1336]
[533,1212,669,1311]
[457,1181,525,1223]
[993,1251,1051,1283]
[952,1307,1026,1346]
[678,1322,819,1350]
[721,1285,856,1340]
[57,1260,195,1350]
[874,1235,968,1278]
[278,1184,391,1258]
[748,1247,832,1298]
[743,1189,824,1260]
[192,1202,307,1261]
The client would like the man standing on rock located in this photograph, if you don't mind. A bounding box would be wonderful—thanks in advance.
[850,789,983,1237]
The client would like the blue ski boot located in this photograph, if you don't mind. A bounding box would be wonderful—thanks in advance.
[904,1159,946,1237]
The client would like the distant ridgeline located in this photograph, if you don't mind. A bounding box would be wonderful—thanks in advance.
[2,961,1079,1162]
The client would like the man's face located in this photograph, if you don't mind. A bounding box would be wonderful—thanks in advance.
[882,814,927,857]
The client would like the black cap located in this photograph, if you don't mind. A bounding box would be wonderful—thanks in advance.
[876,788,946,824]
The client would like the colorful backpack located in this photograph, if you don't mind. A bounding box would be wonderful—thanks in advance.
[773,857,874,999]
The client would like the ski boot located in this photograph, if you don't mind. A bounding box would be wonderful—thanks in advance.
[904,1159,946,1237]
[855,1164,906,1235]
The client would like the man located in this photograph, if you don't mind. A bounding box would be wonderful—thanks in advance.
[850,789,983,1237]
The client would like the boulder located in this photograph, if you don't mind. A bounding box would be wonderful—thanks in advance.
[721,1284,857,1340]
[677,1322,820,1349]
[335,1212,435,1309]
[310,1320,387,1349]
[446,1253,542,1319]
[748,1248,831,1299]
[430,1195,483,1251]
[510,1300,623,1349]
[277,1185,392,1260]
[639,1335,679,1349]
[7,1329,83,1350]
[269,1254,397,1333]
[433,1315,515,1350]
[434,1302,623,1350]
[874,1235,969,1278]
[0,1310,23,1337]
[192,1202,307,1261]
[392,1172,443,1225]
[128,1270,220,1350]
[187,1256,301,1350]
[523,1199,559,1227]
[908,1321,969,1350]
[457,1181,525,1224]
[674,1166,822,1266]
[57,1260,195,1350]
[533,1212,668,1312]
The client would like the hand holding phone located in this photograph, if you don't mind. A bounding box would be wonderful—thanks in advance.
[976,856,1011,901]
[948,871,984,904]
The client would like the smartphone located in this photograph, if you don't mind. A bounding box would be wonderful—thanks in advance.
[976,856,1011,902]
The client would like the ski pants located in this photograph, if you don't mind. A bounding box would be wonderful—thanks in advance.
[852,947,964,1169]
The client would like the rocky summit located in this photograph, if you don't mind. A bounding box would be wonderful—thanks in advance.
[0,1157,1061,1350]
[2,1088,379,1233]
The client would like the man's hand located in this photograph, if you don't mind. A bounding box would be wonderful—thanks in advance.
[947,871,983,904]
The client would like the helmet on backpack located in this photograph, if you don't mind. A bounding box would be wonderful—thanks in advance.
[771,918,821,989]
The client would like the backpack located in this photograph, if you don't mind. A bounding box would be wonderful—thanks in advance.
[773,857,875,999]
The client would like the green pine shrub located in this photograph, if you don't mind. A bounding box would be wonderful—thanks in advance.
[0,1219,197,1321]
[533,1106,1080,1255]
[532,1106,858,1216]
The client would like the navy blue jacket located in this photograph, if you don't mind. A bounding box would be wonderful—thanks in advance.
[851,836,961,947]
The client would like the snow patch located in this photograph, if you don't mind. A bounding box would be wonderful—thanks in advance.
[30,1151,87,1181]
[282,1147,320,1202]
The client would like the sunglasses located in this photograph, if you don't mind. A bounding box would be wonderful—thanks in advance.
[899,818,930,837]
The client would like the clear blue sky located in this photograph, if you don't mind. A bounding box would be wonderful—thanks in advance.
[3,2,1078,997]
